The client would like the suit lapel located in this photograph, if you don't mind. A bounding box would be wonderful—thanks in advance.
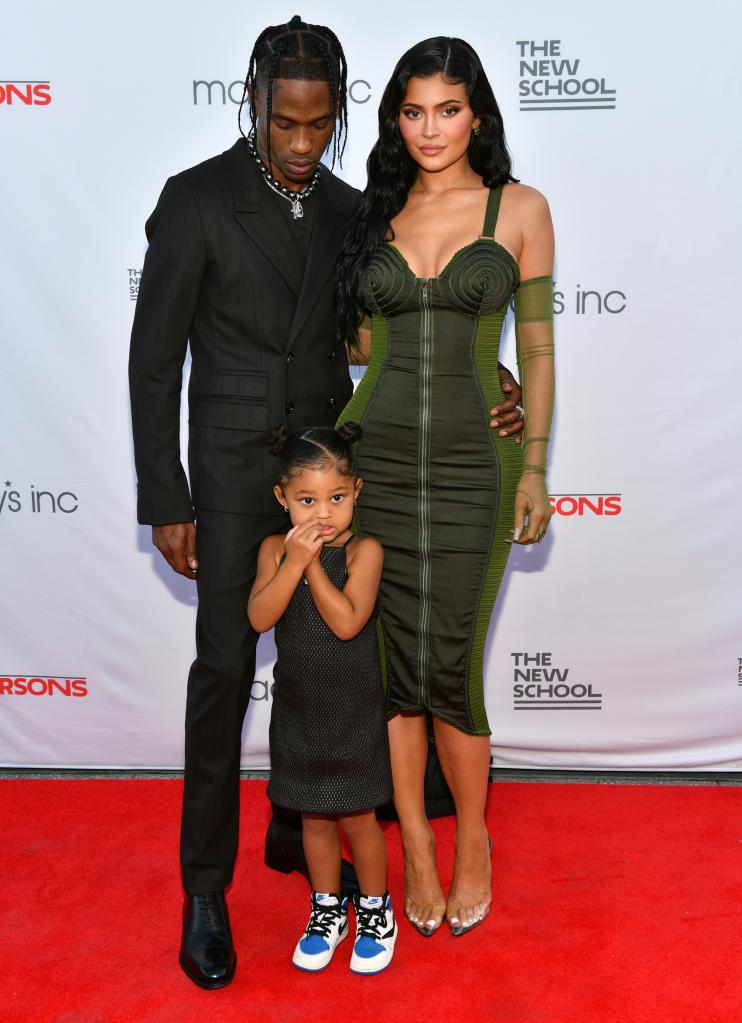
[222,139,300,294]
[286,170,351,351]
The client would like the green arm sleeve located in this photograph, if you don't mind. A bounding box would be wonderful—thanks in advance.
[514,275,555,479]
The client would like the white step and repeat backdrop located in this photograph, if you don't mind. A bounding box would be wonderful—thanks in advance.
[2,2,741,770]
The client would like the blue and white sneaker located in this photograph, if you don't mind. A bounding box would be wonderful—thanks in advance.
[350,892,397,974]
[292,892,349,972]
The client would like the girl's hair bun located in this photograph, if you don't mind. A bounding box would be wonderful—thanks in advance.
[336,421,363,444]
[268,424,290,456]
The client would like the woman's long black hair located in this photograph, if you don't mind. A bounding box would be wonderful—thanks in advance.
[336,36,517,349]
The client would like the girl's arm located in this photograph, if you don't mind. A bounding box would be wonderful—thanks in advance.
[512,188,555,545]
[247,526,321,632]
[304,537,383,641]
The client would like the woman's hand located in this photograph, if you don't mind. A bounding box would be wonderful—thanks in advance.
[512,474,551,545]
[283,520,323,571]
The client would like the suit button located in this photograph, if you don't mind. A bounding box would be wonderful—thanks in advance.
[327,350,337,359]
[326,397,336,409]
[286,352,294,362]
[285,403,294,414]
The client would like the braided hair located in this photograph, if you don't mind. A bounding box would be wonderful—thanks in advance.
[238,15,349,173]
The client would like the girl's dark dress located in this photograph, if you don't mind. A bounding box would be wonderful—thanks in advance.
[267,539,393,815]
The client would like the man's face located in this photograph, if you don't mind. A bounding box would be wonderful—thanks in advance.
[252,78,336,190]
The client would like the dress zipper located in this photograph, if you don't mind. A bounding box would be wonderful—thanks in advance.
[419,279,432,705]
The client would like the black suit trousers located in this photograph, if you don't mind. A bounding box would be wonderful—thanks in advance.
[180,506,286,895]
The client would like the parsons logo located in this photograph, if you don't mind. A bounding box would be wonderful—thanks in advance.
[0,676,88,697]
[516,40,616,112]
[0,81,52,106]
[549,494,622,517]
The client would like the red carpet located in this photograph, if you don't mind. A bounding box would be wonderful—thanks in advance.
[1,779,740,1023]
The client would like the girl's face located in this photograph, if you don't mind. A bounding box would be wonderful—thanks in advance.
[398,73,479,174]
[274,465,362,543]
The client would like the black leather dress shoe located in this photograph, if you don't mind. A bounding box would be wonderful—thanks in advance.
[264,820,360,895]
[179,891,236,989]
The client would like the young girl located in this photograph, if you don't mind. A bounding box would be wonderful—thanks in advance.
[248,422,396,974]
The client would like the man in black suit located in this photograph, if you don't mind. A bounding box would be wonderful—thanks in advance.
[129,17,524,989]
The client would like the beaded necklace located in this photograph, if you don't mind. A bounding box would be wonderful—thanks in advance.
[246,132,321,220]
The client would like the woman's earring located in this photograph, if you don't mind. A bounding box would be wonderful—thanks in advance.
[283,505,289,513]
[473,125,481,136]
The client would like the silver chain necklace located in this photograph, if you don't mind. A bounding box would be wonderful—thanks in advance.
[246,133,321,220]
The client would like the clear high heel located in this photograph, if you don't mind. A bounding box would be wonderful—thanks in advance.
[447,835,492,937]
[403,833,446,937]
[404,863,445,937]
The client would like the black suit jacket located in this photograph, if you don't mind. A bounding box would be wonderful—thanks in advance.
[129,139,359,521]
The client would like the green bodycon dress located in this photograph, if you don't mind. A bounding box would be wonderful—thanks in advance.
[338,186,552,736]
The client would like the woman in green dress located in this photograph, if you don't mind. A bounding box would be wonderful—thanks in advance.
[337,37,555,937]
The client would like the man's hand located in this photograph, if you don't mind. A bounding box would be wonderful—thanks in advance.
[491,364,524,441]
[152,522,198,579]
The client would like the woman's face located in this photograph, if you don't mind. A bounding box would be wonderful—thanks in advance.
[398,73,479,173]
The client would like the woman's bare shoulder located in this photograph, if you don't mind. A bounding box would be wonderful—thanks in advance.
[503,182,551,215]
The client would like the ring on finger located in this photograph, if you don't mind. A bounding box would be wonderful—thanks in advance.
[515,404,525,420]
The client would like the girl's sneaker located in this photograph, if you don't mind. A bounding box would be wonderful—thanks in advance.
[350,892,397,974]
[292,892,349,972]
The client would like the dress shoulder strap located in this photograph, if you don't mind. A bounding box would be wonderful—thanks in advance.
[481,185,504,238]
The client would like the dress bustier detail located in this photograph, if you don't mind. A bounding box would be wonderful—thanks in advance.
[363,237,519,318]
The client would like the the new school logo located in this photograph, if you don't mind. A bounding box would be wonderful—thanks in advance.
[516,40,616,112]
[0,81,52,105]
[127,268,142,301]
[0,676,88,697]
[511,652,602,710]
[549,494,622,517]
